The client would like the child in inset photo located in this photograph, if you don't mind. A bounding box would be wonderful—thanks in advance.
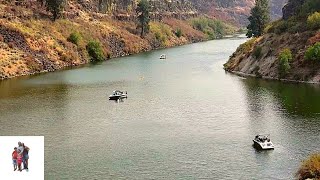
[17,150,23,172]
[12,147,17,171]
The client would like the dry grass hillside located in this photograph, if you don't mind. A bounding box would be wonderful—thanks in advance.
[0,0,238,80]
[224,31,320,82]
[224,0,320,83]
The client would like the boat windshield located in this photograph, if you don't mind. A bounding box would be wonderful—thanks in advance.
[255,135,270,142]
[113,90,123,95]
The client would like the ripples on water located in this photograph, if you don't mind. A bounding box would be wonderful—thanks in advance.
[0,37,320,179]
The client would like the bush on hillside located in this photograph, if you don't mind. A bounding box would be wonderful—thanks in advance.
[266,17,306,34]
[275,20,289,34]
[236,38,257,53]
[296,153,320,180]
[67,32,82,46]
[86,40,105,62]
[175,28,183,38]
[278,48,293,77]
[299,0,320,18]
[307,12,320,30]
[191,17,229,39]
[305,42,320,61]
[150,23,172,46]
[253,46,262,59]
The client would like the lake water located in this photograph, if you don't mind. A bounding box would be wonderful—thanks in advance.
[0,37,319,179]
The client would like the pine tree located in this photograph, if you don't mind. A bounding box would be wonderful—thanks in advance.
[46,0,66,21]
[246,0,270,38]
[136,0,150,37]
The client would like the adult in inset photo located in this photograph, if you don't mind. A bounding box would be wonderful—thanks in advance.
[22,143,30,170]
[17,141,30,171]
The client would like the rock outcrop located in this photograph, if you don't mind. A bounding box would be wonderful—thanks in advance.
[189,0,287,26]
[224,0,320,83]
[77,0,198,20]
[79,0,287,26]
[282,0,306,20]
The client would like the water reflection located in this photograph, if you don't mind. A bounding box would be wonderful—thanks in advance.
[110,98,126,103]
[241,78,320,118]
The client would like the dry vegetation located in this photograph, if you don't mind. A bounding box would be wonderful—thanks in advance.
[296,153,320,180]
[0,1,237,79]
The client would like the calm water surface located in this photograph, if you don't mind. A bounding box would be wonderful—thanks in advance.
[0,38,320,179]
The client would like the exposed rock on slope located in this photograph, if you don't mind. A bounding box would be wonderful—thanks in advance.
[224,0,320,83]
[0,0,230,80]
[282,0,306,19]
[189,0,287,26]
[224,32,320,82]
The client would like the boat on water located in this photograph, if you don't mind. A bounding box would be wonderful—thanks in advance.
[160,54,166,59]
[253,134,274,150]
[109,90,127,100]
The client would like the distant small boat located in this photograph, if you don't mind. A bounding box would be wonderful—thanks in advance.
[160,54,166,59]
[253,134,274,150]
[109,90,127,100]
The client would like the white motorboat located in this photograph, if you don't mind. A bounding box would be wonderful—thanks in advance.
[109,90,127,100]
[160,54,166,59]
[253,134,274,150]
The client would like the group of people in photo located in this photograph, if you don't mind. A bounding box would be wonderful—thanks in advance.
[12,142,30,172]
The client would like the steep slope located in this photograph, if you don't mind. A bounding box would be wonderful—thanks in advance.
[0,0,236,80]
[189,0,287,26]
[224,0,320,83]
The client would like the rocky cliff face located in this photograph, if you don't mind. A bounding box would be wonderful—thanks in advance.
[78,0,287,26]
[0,0,209,80]
[282,0,306,19]
[224,0,320,83]
[77,0,198,20]
[189,0,287,26]
[224,32,320,82]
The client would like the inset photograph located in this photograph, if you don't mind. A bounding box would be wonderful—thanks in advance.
[0,136,44,180]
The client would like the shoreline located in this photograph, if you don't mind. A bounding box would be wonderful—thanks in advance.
[0,38,205,81]
[1,34,246,81]
[0,33,248,82]
[226,70,320,85]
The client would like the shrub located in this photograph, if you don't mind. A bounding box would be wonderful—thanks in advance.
[296,153,320,180]
[237,38,257,53]
[86,40,105,62]
[307,12,320,30]
[253,46,262,59]
[150,22,172,46]
[67,32,82,46]
[299,0,320,17]
[175,28,182,38]
[264,23,274,34]
[154,31,161,40]
[278,48,293,77]
[274,20,288,34]
[305,42,320,61]
[190,17,233,39]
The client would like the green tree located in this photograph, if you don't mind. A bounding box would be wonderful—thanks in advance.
[86,40,105,62]
[305,42,320,62]
[46,0,66,21]
[246,0,270,38]
[278,48,293,77]
[136,0,150,37]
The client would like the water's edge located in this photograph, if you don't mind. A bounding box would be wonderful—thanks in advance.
[0,39,205,81]
[226,70,320,85]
